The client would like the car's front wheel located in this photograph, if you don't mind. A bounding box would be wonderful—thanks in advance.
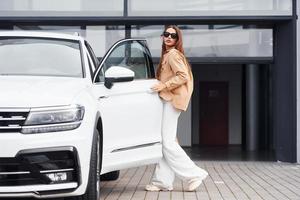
[68,131,100,200]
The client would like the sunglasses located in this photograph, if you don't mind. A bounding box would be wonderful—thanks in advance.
[162,31,178,39]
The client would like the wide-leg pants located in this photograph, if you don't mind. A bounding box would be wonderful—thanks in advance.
[151,101,208,189]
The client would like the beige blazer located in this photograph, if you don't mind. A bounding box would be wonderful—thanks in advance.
[158,48,193,111]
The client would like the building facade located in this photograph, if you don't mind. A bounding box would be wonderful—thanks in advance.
[0,0,298,163]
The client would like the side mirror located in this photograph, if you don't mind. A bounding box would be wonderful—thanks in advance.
[104,66,135,89]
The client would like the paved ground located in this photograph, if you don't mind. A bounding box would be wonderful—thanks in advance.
[100,161,300,200]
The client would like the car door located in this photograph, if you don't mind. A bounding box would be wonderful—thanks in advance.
[91,39,163,174]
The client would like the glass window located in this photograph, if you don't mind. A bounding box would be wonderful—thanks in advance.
[97,40,150,82]
[13,25,126,57]
[0,0,123,16]
[14,25,84,35]
[131,25,273,58]
[0,38,83,77]
[129,0,292,16]
[85,26,125,57]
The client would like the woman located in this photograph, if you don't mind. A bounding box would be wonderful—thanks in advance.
[146,25,208,192]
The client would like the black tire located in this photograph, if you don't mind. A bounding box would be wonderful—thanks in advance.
[67,131,100,200]
[100,170,120,181]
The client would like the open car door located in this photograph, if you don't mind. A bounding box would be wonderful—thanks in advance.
[92,39,163,173]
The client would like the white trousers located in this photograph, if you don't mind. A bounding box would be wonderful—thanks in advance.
[151,101,208,188]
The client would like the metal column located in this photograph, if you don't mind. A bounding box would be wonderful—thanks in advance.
[246,64,260,151]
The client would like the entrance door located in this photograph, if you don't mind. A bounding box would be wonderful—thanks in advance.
[199,81,228,146]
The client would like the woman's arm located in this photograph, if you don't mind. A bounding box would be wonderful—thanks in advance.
[164,50,189,91]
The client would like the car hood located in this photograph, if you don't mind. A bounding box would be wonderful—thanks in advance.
[0,76,89,108]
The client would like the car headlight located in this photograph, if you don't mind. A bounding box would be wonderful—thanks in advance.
[21,105,84,134]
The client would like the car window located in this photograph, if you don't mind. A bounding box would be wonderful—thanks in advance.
[0,38,83,77]
[96,40,151,82]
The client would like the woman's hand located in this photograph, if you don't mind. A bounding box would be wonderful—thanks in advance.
[151,82,166,92]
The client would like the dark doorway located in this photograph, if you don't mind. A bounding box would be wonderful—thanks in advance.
[192,64,275,161]
[199,81,229,146]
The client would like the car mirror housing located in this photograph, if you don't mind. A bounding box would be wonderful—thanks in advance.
[104,66,135,89]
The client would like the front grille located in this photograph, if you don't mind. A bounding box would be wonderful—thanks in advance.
[0,149,79,186]
[0,109,29,133]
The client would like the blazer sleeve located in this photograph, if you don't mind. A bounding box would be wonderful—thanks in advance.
[164,50,189,91]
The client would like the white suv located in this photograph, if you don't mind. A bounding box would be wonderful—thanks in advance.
[0,31,163,199]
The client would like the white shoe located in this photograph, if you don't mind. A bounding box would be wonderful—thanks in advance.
[187,173,208,191]
[145,184,173,191]
[187,178,202,191]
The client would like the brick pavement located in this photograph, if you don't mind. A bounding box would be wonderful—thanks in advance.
[100,161,300,200]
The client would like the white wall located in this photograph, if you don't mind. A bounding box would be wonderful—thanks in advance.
[297,0,300,163]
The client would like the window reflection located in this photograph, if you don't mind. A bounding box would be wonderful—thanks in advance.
[0,0,123,16]
[11,25,273,58]
[129,0,292,16]
[131,25,272,58]
[13,25,125,57]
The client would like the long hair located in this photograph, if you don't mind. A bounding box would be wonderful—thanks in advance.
[156,25,192,79]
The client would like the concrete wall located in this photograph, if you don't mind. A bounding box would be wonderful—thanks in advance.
[297,0,300,163]
[177,102,192,146]
[192,64,242,145]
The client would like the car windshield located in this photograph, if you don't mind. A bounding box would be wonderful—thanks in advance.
[0,37,83,77]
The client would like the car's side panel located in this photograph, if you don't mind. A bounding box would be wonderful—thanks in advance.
[101,142,162,174]
[92,79,163,173]
[91,39,164,173]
